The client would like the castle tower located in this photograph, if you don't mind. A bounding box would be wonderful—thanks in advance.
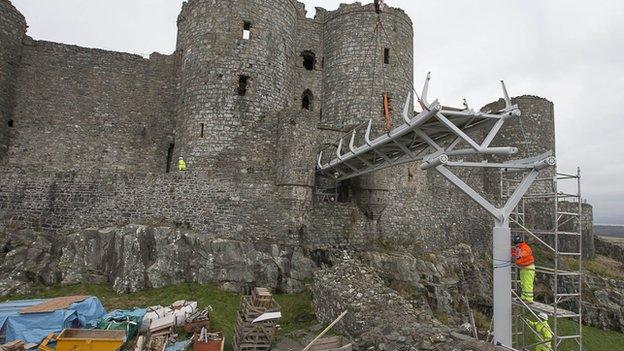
[321,3,414,219]
[322,3,413,128]
[482,96,556,160]
[174,0,298,173]
[482,95,557,201]
[0,0,26,160]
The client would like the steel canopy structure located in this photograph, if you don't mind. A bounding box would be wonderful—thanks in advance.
[316,73,557,348]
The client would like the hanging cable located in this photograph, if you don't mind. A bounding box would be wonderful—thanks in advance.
[517,116,533,158]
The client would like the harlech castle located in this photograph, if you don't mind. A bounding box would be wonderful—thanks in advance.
[0,0,592,260]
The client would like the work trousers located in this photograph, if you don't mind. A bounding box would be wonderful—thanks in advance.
[519,263,536,303]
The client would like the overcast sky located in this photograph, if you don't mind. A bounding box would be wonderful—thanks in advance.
[11,0,624,225]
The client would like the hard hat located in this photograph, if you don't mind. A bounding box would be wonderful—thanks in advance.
[538,312,548,321]
[512,235,523,244]
[179,156,183,159]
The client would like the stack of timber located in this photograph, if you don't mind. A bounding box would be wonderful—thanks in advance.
[233,288,280,351]
[0,340,25,351]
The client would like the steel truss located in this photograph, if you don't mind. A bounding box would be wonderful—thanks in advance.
[316,73,557,347]
[503,169,583,351]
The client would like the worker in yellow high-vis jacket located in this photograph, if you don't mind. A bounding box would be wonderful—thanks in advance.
[512,235,536,303]
[178,156,187,172]
[525,312,553,351]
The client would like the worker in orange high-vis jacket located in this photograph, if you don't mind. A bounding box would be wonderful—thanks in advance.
[512,235,536,303]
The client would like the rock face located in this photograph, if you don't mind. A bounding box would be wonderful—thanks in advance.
[363,245,492,325]
[595,236,624,263]
[311,257,498,351]
[582,266,624,332]
[0,224,317,296]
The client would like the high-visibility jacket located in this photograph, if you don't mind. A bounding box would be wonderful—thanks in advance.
[512,242,535,267]
[527,319,553,351]
[178,159,187,171]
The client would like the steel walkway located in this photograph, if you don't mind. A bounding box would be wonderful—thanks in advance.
[317,74,523,181]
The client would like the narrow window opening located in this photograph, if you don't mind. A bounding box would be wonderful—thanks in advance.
[200,123,204,138]
[7,119,14,128]
[166,143,175,173]
[302,89,314,110]
[301,51,316,71]
[319,108,323,122]
[384,48,390,64]
[237,75,249,96]
[321,57,325,69]
[243,21,252,40]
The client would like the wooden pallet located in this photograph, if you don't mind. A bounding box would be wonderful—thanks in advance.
[233,289,281,351]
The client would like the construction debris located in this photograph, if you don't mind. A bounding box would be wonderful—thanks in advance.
[307,336,352,351]
[193,328,224,351]
[141,300,197,333]
[184,307,212,334]
[0,340,25,351]
[233,288,281,351]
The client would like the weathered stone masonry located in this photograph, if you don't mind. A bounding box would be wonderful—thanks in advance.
[0,0,590,259]
[0,0,26,160]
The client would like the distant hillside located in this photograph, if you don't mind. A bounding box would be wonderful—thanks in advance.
[595,225,624,238]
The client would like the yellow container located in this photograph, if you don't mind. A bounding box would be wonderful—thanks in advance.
[39,329,125,351]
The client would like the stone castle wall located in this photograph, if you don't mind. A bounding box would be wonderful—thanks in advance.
[0,0,26,160]
[5,40,176,172]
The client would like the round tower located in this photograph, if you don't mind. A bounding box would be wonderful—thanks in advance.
[482,95,555,159]
[322,2,413,128]
[321,3,414,219]
[174,0,298,172]
[481,95,556,197]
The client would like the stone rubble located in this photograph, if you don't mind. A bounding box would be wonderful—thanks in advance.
[311,256,499,351]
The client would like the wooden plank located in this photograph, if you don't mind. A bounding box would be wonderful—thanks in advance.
[19,296,90,314]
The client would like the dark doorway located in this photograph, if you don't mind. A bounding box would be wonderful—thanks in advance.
[166,143,175,173]
[302,89,313,110]
[7,119,14,128]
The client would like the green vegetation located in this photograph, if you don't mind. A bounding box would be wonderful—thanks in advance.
[583,255,624,280]
[3,283,316,351]
[516,317,624,351]
[4,283,624,350]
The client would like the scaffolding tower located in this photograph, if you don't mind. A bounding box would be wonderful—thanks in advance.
[502,168,583,351]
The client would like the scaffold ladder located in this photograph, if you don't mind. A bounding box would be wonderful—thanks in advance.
[503,168,584,351]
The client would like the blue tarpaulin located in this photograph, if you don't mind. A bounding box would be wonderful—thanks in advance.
[0,297,106,344]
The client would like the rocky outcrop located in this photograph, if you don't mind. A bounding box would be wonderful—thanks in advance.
[362,245,491,325]
[311,257,499,351]
[595,236,624,263]
[0,225,317,296]
[582,270,624,332]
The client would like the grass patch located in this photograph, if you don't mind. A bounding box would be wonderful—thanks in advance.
[515,317,624,351]
[2,283,316,351]
[583,255,624,280]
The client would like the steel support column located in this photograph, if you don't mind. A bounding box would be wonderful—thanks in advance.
[493,219,513,346]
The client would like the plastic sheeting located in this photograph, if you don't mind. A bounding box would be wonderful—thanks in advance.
[0,297,106,344]
[97,308,146,340]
